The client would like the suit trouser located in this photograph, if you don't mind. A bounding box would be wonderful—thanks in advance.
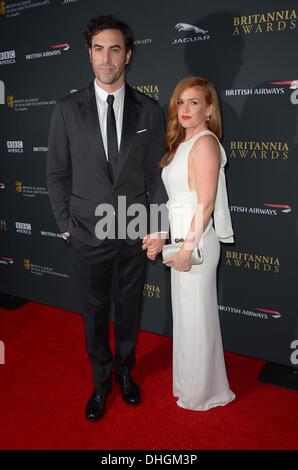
[68,235,147,391]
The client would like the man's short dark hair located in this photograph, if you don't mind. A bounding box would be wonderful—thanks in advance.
[84,15,134,52]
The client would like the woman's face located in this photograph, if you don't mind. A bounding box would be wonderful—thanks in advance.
[177,86,212,132]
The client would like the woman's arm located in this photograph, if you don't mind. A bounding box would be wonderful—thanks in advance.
[164,135,220,271]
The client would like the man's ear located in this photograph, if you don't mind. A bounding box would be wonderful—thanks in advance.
[125,48,132,65]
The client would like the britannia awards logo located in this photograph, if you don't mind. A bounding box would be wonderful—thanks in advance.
[219,304,282,320]
[134,84,160,101]
[0,80,4,104]
[171,22,210,44]
[143,283,160,299]
[228,141,289,161]
[225,250,280,273]
[233,9,297,35]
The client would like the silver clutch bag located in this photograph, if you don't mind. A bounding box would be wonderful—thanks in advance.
[162,238,203,267]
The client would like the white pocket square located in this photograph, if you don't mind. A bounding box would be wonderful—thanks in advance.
[136,128,147,134]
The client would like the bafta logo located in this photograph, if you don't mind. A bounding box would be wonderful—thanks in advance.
[0,220,7,231]
[15,181,22,193]
[23,259,30,270]
[0,1,6,16]
[7,95,14,108]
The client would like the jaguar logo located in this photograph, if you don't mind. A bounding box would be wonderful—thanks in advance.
[175,23,208,34]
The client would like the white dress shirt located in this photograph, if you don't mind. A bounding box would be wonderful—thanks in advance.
[94,79,125,158]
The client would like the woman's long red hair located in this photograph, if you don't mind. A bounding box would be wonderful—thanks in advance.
[160,76,222,167]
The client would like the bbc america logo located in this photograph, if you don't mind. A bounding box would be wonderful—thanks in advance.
[0,50,16,65]
[7,141,23,153]
[15,222,32,235]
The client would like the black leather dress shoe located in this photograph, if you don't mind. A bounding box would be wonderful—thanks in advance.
[85,387,111,422]
[115,373,140,405]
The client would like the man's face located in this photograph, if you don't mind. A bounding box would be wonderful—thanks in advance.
[89,28,131,91]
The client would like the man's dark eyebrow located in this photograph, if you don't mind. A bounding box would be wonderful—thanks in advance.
[93,43,122,48]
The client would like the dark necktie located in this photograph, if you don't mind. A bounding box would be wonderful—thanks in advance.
[106,94,118,179]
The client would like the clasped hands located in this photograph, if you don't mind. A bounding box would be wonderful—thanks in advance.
[142,232,166,261]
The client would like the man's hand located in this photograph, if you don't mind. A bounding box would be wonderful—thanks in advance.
[142,232,166,261]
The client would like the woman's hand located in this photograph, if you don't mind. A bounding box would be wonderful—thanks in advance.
[163,249,192,272]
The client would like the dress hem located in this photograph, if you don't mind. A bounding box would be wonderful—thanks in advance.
[176,392,236,411]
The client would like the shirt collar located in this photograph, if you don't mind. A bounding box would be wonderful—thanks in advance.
[94,79,125,103]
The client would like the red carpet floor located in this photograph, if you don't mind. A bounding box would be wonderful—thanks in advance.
[0,301,297,450]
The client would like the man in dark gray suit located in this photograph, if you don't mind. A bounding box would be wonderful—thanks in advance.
[47,15,166,422]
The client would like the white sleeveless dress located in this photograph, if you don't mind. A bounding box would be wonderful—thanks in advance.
[162,130,235,411]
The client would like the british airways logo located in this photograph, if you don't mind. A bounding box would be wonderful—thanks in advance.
[255,308,282,319]
[26,43,70,60]
[230,203,292,216]
[270,80,298,90]
[0,257,14,265]
[269,80,298,104]
[263,203,292,214]
[51,43,70,51]
[219,305,283,320]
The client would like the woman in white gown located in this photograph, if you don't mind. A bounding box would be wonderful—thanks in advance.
[160,77,235,411]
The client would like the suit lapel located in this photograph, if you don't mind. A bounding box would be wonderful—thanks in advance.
[115,84,141,184]
[77,83,113,183]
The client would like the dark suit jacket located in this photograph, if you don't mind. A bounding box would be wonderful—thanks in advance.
[47,82,167,246]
